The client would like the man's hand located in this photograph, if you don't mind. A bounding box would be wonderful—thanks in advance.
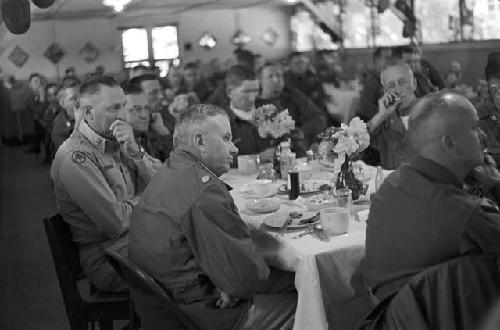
[259,148,276,163]
[473,155,500,190]
[368,93,401,132]
[109,120,140,157]
[215,289,240,309]
[150,113,170,136]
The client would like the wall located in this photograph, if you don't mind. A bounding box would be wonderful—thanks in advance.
[342,39,500,86]
[0,5,291,81]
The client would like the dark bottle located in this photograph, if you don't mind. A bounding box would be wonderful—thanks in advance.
[288,166,300,200]
[273,143,281,178]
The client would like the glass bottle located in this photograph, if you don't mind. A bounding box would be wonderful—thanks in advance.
[375,165,384,192]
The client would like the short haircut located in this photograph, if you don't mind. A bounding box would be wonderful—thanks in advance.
[122,83,144,95]
[129,73,159,87]
[257,61,282,78]
[29,73,42,82]
[62,76,81,87]
[225,65,256,88]
[173,104,228,148]
[408,91,469,151]
[380,62,414,86]
[79,75,119,97]
[45,83,59,93]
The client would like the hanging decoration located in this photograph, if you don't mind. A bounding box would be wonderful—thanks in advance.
[198,31,217,50]
[44,43,65,64]
[2,0,30,35]
[261,27,278,47]
[31,0,56,9]
[231,12,251,48]
[8,45,29,67]
[79,42,100,63]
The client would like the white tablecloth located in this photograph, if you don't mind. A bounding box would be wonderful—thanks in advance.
[221,167,374,330]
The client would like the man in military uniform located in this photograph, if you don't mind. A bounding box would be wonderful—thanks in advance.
[51,75,160,292]
[123,83,172,161]
[129,104,297,329]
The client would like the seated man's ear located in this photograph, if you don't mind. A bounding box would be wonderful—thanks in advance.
[194,133,206,153]
[441,134,455,153]
[226,86,234,98]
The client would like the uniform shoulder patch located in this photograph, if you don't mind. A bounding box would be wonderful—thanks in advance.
[71,151,86,164]
[201,175,210,183]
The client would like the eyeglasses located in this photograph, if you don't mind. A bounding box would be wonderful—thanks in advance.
[384,78,411,91]
[129,105,150,115]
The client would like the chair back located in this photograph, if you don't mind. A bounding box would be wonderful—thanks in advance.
[104,249,197,330]
[43,214,85,314]
[367,254,500,330]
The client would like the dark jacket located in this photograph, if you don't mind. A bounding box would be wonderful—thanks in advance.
[476,97,500,163]
[129,149,270,329]
[364,156,500,302]
[357,69,383,122]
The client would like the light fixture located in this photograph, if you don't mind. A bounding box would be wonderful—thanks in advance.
[102,0,132,12]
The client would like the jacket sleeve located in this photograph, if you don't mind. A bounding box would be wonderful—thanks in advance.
[181,183,270,298]
[58,154,133,238]
[132,152,163,187]
[461,200,500,255]
[357,76,382,121]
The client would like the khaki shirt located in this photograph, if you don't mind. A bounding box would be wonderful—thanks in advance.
[50,120,162,246]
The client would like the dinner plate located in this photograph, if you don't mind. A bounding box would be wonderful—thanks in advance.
[245,189,277,199]
[263,211,318,229]
[245,199,280,214]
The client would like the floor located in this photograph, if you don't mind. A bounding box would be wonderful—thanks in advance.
[0,144,68,329]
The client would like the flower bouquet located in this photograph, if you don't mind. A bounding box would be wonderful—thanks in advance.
[253,104,295,140]
[317,117,370,199]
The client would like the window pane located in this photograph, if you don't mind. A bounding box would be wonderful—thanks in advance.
[152,26,179,60]
[415,0,459,43]
[121,28,149,62]
[154,60,171,78]
[467,0,500,40]
[342,0,371,48]
[375,9,410,46]
[291,7,339,51]
[124,61,150,69]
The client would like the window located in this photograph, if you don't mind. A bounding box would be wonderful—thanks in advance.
[121,25,179,77]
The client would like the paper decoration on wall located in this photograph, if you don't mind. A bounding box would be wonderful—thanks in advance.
[44,43,65,64]
[261,27,278,47]
[231,30,251,48]
[8,45,29,67]
[198,32,217,50]
[79,42,100,63]
[31,0,56,9]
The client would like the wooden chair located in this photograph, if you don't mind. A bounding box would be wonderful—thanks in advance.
[43,214,132,330]
[104,249,198,330]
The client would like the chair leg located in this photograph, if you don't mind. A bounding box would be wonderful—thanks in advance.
[98,320,113,330]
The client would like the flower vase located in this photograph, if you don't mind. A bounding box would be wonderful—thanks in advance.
[335,157,365,200]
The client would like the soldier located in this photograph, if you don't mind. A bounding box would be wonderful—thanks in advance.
[129,104,297,329]
[51,75,160,292]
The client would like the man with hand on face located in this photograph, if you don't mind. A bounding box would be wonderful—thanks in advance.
[129,104,297,330]
[50,75,159,292]
[225,65,275,163]
[51,84,79,150]
[123,83,172,162]
[368,63,418,170]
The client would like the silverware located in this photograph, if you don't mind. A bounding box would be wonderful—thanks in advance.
[292,226,314,239]
[278,215,293,237]
[312,224,330,242]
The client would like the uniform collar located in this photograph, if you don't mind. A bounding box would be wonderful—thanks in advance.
[170,149,233,191]
[408,156,464,189]
[78,120,120,154]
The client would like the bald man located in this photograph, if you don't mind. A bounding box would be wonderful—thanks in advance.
[364,92,500,320]
[367,63,419,169]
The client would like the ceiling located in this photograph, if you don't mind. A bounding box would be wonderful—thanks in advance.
[31,0,291,21]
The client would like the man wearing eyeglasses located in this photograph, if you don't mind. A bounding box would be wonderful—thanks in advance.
[477,52,500,164]
[367,63,418,170]
[123,83,172,162]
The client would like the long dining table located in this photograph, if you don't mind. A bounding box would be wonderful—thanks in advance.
[221,162,387,330]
